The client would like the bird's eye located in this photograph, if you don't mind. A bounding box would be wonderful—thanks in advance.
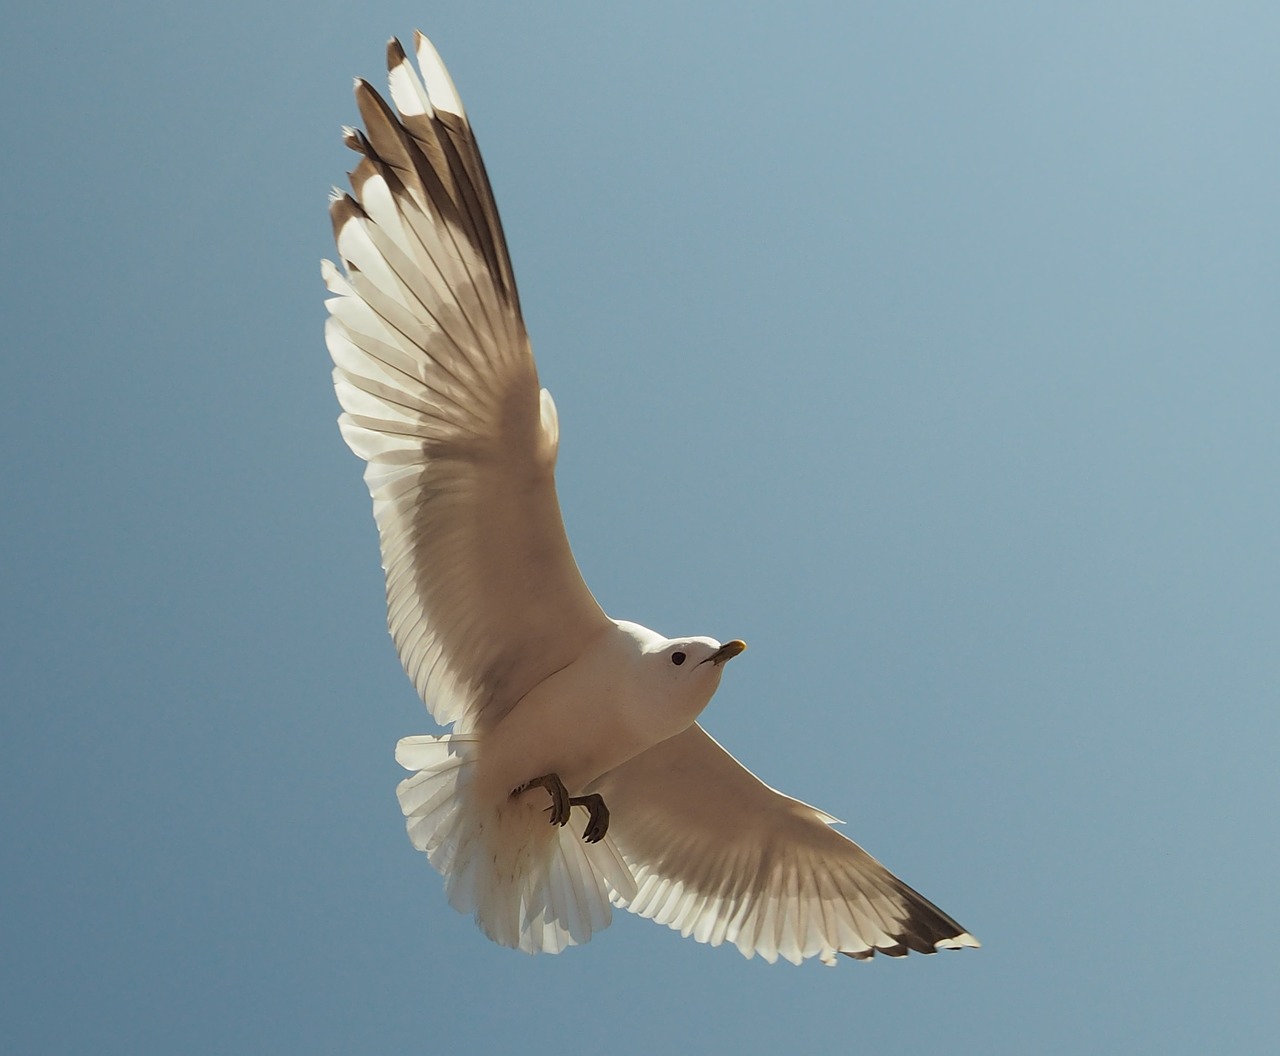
[671,651,686,666]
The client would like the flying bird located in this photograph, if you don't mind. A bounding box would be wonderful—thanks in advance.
[324,32,979,965]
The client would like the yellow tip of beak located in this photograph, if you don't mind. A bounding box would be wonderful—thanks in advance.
[707,640,747,666]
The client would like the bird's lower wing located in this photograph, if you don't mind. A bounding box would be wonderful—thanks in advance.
[589,724,979,965]
[325,34,610,732]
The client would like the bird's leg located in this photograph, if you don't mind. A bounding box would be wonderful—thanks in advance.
[569,793,609,844]
[510,773,571,826]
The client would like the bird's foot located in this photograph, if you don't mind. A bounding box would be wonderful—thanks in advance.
[569,793,609,844]
[511,773,571,826]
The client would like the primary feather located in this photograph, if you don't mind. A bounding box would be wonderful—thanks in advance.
[325,34,611,738]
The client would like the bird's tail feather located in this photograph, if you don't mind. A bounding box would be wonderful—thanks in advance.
[395,734,637,953]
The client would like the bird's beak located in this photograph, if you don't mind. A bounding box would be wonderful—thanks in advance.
[702,640,747,666]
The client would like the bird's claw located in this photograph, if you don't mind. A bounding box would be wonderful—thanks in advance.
[511,773,571,826]
[570,793,609,844]
[546,789,570,827]
[511,777,609,842]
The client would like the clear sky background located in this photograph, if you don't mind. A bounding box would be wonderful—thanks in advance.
[4,1,1278,1052]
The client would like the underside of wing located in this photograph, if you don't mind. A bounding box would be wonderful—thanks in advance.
[590,724,980,965]
[324,34,609,732]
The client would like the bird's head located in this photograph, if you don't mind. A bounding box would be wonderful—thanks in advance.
[614,621,746,734]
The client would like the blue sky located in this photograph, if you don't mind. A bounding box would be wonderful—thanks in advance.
[4,1,1278,1052]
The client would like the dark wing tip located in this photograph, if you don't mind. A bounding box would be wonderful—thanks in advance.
[328,193,365,244]
[839,911,979,961]
[341,125,369,154]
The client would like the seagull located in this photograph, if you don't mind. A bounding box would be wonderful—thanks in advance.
[324,31,979,966]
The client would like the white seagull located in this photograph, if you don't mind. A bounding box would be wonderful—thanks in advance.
[324,32,979,965]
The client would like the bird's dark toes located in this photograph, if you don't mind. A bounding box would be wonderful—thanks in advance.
[551,791,570,827]
[513,773,572,826]
[571,794,609,844]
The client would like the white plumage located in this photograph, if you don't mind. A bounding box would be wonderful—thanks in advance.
[324,31,979,965]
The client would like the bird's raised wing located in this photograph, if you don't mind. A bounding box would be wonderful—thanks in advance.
[590,724,979,965]
[324,34,610,733]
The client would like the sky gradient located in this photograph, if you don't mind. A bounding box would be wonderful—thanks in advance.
[4,2,1278,1052]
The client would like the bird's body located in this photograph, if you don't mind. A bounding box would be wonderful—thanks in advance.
[325,31,979,965]
[474,623,733,801]
[394,624,739,953]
